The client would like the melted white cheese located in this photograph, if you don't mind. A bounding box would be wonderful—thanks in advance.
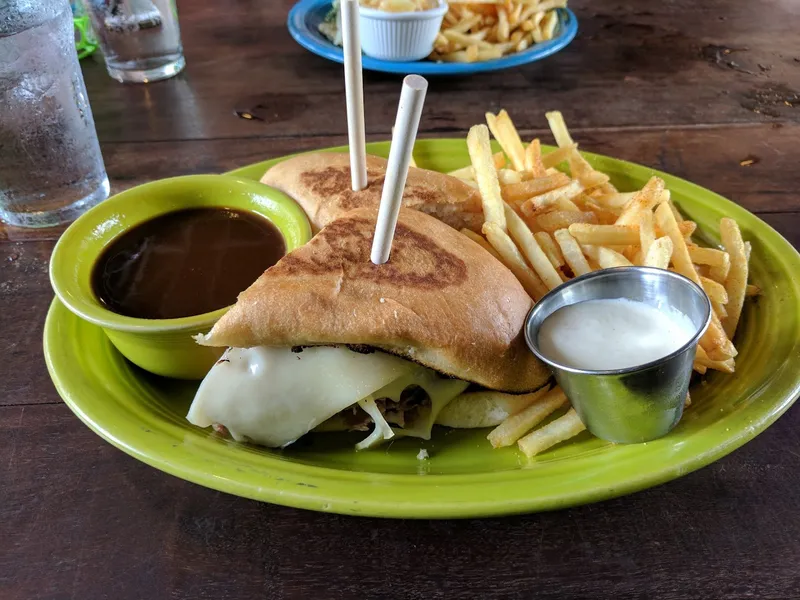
[186,346,414,447]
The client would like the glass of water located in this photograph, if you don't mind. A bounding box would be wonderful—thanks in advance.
[0,0,109,228]
[82,0,185,83]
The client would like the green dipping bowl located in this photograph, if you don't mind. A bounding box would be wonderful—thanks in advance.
[49,174,312,379]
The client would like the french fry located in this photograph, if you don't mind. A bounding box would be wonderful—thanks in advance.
[505,204,564,290]
[616,177,665,226]
[536,210,597,232]
[467,124,507,230]
[534,231,565,269]
[554,229,592,276]
[746,284,761,297]
[695,345,735,374]
[700,276,729,305]
[524,139,546,176]
[497,7,510,41]
[568,223,640,246]
[544,110,574,148]
[486,110,526,171]
[436,46,504,62]
[541,144,577,169]
[518,407,586,458]
[493,151,507,169]
[445,13,481,33]
[497,168,523,185]
[520,180,584,215]
[461,228,502,261]
[711,299,728,320]
[595,191,637,210]
[443,29,495,50]
[720,218,748,339]
[487,385,564,448]
[668,199,683,223]
[638,210,656,258]
[581,244,633,268]
[654,203,736,359]
[483,222,548,300]
[643,236,673,269]
[540,10,558,40]
[689,246,730,270]
[502,173,571,204]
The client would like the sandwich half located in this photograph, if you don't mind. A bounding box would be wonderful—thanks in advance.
[187,207,549,449]
[261,152,484,233]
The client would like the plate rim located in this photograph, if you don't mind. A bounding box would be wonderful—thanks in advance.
[286,0,579,75]
[45,140,800,519]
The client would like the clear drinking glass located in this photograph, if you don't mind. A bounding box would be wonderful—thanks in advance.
[82,0,185,83]
[0,0,110,228]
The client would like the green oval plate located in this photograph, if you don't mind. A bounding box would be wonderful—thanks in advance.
[45,140,800,518]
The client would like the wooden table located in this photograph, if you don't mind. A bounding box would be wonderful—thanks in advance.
[3,1,800,597]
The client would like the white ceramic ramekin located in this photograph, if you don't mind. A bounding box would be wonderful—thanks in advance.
[359,1,448,62]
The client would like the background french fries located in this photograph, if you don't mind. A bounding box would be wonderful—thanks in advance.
[432,1,567,64]
[450,108,758,457]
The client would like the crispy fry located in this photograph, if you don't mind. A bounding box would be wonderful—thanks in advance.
[518,407,586,457]
[638,209,656,258]
[534,231,565,269]
[581,244,633,268]
[711,299,728,320]
[689,246,730,270]
[544,110,575,148]
[554,228,592,276]
[505,204,564,290]
[497,168,523,185]
[520,180,584,215]
[467,124,507,230]
[486,110,527,170]
[536,210,597,232]
[746,284,761,297]
[487,385,564,448]
[695,345,736,374]
[643,236,673,269]
[493,151,507,169]
[595,191,637,210]
[568,223,639,246]
[700,276,729,305]
[654,203,735,359]
[524,139,546,176]
[501,172,571,203]
[541,144,577,169]
[720,217,748,339]
[460,228,502,261]
[616,177,665,226]
[483,222,548,300]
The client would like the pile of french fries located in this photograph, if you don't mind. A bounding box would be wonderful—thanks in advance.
[431,0,566,63]
[450,110,758,457]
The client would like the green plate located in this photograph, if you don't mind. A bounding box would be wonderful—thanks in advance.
[45,140,800,518]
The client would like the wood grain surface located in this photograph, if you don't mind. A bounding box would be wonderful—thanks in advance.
[1,0,799,598]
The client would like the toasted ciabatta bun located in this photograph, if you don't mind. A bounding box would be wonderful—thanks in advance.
[199,207,549,393]
[260,152,484,233]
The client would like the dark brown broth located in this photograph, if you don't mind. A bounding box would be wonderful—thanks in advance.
[93,208,285,319]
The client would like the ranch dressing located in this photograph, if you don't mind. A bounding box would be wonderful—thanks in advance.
[537,298,697,371]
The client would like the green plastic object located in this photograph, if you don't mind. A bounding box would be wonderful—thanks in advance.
[44,140,800,518]
[72,0,98,60]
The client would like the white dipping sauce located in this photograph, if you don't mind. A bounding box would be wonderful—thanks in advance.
[537,298,697,371]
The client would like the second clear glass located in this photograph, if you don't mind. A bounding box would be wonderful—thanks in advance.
[81,0,185,83]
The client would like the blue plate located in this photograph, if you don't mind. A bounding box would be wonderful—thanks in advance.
[287,0,578,75]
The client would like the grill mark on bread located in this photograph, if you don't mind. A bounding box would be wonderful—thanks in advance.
[272,216,467,289]
[300,166,443,211]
